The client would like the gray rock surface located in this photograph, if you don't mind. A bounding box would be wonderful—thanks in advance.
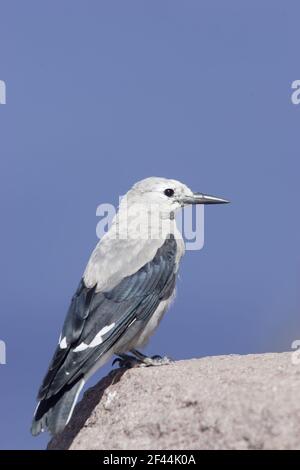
[48,352,300,450]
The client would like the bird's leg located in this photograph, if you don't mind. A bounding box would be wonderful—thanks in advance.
[130,349,148,361]
[112,353,142,369]
[131,349,173,366]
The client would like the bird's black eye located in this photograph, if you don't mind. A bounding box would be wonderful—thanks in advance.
[164,188,174,197]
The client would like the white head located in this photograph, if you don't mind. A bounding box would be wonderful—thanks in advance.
[124,176,229,216]
[109,177,229,241]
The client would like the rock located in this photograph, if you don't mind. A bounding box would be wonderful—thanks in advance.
[48,352,300,450]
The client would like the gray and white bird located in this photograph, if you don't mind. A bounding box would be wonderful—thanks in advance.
[31,177,229,436]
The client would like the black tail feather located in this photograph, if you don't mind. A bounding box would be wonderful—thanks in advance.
[31,378,84,436]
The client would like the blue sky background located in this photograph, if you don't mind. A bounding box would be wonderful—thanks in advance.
[0,0,300,450]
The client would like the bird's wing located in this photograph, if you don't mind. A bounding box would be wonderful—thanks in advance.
[84,225,167,291]
[38,235,177,400]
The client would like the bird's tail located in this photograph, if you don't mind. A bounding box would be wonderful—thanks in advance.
[31,378,85,436]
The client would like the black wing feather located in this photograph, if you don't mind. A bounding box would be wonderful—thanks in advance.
[38,235,177,400]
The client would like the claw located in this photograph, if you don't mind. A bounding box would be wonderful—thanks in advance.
[112,354,142,369]
[112,357,122,367]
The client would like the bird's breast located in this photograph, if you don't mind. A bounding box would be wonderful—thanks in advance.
[133,292,176,349]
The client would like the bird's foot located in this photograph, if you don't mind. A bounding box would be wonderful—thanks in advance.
[143,355,173,366]
[131,349,173,367]
[112,354,142,369]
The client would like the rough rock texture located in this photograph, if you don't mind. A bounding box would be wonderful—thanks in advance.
[48,352,300,450]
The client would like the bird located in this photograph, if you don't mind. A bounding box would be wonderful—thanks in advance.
[31,177,229,436]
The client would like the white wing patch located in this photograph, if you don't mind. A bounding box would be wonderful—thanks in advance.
[59,336,68,349]
[73,323,115,352]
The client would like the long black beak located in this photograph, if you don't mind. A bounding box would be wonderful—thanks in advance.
[183,192,230,205]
